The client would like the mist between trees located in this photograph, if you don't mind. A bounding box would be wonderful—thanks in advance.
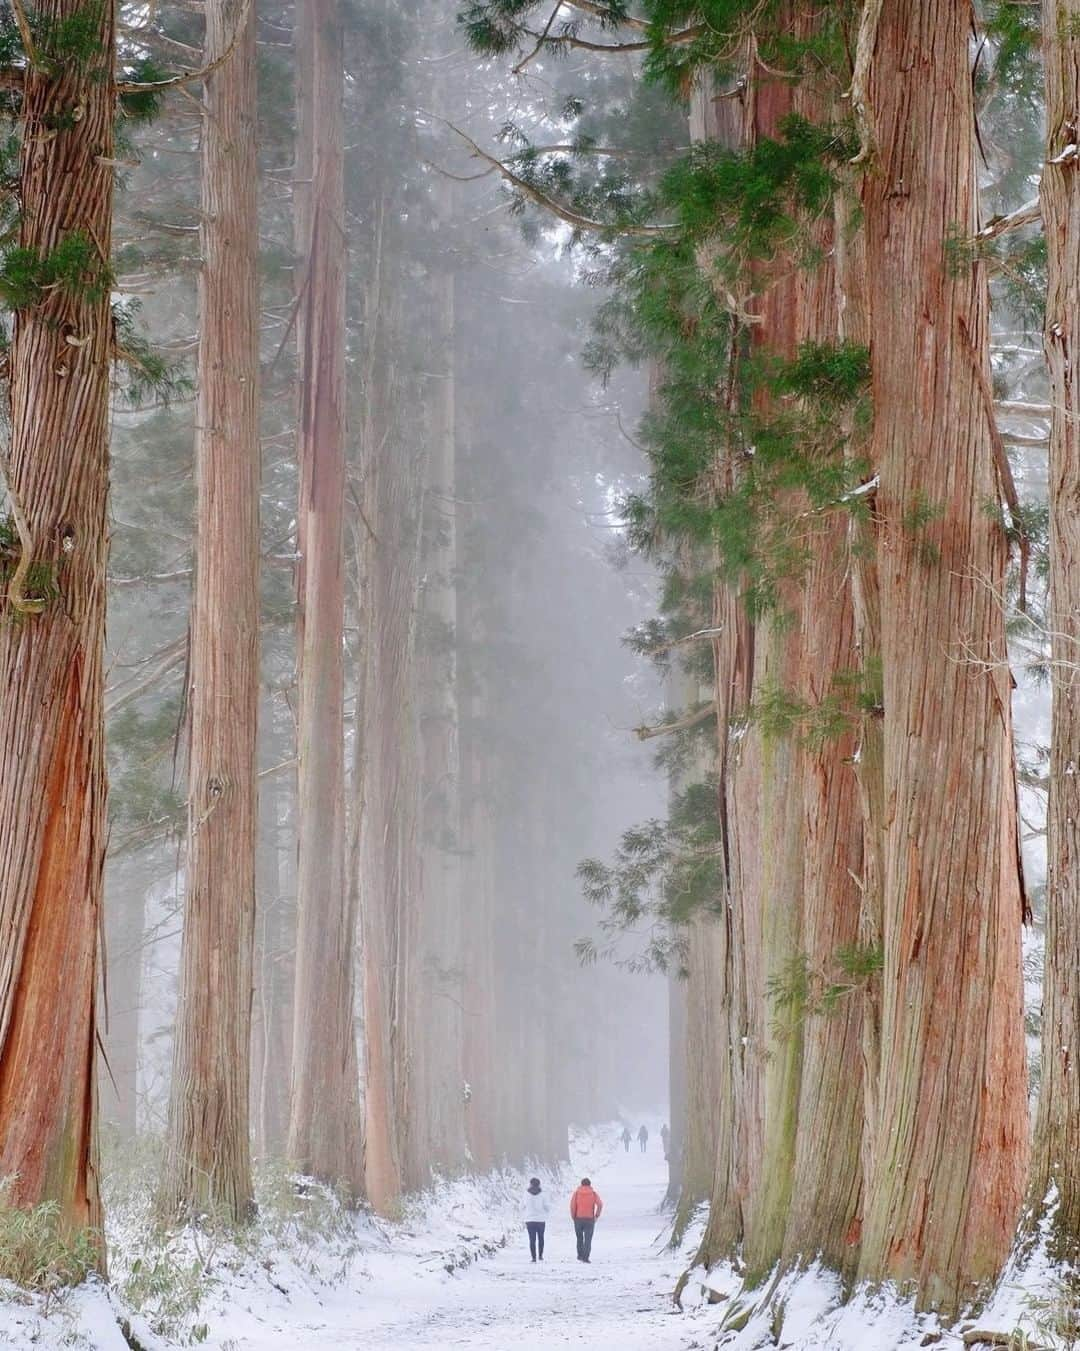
[0,0,1074,1340]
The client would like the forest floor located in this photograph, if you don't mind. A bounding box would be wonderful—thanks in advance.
[0,1125,1055,1349]
[231,1124,695,1350]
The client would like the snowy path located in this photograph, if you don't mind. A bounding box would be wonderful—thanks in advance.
[236,1129,697,1350]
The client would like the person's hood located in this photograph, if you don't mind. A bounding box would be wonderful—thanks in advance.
[527,1182,541,1194]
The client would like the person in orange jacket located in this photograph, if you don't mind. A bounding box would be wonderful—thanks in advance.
[569,1177,603,1262]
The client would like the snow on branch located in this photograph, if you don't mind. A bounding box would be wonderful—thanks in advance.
[976,195,1041,243]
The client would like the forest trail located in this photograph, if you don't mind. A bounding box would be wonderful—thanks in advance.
[241,1126,696,1350]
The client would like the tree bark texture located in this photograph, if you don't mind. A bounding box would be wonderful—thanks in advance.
[0,0,115,1238]
[857,0,1028,1309]
[683,70,749,1269]
[287,0,364,1197]
[780,60,865,1273]
[161,0,260,1225]
[736,60,808,1284]
[252,754,292,1160]
[1028,0,1080,1256]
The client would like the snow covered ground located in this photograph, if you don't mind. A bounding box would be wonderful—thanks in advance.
[0,1121,697,1350]
[0,1123,1063,1349]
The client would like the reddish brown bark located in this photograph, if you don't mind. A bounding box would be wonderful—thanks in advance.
[1028,0,1080,1256]
[0,0,115,1243]
[287,0,363,1197]
[161,0,260,1224]
[857,0,1028,1308]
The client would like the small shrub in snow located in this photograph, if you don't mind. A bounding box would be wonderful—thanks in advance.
[0,1184,98,1299]
[1016,1272,1080,1349]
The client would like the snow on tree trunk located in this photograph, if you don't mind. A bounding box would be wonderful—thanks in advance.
[287,0,364,1198]
[0,0,115,1240]
[1028,0,1080,1257]
[856,0,1028,1309]
[161,0,260,1225]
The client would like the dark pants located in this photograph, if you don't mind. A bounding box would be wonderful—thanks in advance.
[526,1221,545,1259]
[574,1217,595,1260]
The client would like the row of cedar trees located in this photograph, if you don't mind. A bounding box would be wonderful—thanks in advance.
[0,0,641,1262]
[469,0,1079,1324]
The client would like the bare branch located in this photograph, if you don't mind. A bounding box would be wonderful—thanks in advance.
[512,1,564,74]
[106,636,186,715]
[959,316,1031,610]
[429,115,676,239]
[635,702,715,740]
[117,0,250,94]
[636,625,726,658]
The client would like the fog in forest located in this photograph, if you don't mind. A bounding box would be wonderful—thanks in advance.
[2,0,1077,1347]
[100,1,671,1161]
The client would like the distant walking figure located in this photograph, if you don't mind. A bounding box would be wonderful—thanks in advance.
[524,1177,549,1262]
[570,1176,603,1262]
[660,1123,670,1159]
[621,1126,632,1153]
[638,1124,649,1153]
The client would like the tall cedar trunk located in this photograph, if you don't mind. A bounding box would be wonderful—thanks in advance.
[1028,0,1080,1254]
[780,54,865,1273]
[287,0,363,1195]
[354,197,401,1213]
[834,189,885,1215]
[739,59,808,1282]
[458,387,499,1173]
[414,250,467,1175]
[0,0,114,1239]
[358,200,428,1203]
[665,968,687,1209]
[857,1,1028,1308]
[684,72,747,1267]
[161,0,260,1223]
[252,748,291,1159]
[782,528,863,1274]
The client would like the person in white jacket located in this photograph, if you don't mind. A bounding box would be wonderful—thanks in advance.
[524,1177,550,1261]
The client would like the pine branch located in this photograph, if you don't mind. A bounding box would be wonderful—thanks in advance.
[565,0,649,31]
[106,637,186,715]
[117,0,251,94]
[512,2,563,73]
[431,116,677,239]
[516,17,703,67]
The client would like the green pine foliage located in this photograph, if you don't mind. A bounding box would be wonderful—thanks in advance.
[577,774,727,973]
[0,232,113,310]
